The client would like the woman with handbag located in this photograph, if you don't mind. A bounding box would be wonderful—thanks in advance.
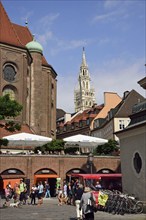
[80,187,96,220]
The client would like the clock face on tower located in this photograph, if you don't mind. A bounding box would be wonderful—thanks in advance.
[3,65,16,82]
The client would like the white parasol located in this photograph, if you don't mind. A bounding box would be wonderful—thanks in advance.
[63,134,108,151]
[2,132,52,147]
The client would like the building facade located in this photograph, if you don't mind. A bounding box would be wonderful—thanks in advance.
[74,48,96,112]
[90,92,122,130]
[56,104,103,139]
[116,77,146,203]
[91,90,145,141]
[0,2,57,138]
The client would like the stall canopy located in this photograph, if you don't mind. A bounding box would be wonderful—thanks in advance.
[63,134,108,149]
[70,173,122,179]
[2,132,52,146]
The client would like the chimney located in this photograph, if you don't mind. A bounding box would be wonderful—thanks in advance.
[64,113,71,123]
[123,91,129,100]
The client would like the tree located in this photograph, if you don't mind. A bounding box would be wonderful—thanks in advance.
[34,139,65,154]
[0,94,23,146]
[95,139,119,155]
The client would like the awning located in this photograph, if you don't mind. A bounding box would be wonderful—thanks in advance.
[70,173,122,179]
[34,174,58,178]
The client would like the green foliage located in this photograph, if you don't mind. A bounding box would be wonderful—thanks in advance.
[0,94,22,118]
[95,139,119,155]
[0,139,8,146]
[35,139,65,153]
[64,147,79,154]
[0,94,23,146]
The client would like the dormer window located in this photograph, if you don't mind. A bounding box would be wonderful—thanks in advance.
[119,120,125,129]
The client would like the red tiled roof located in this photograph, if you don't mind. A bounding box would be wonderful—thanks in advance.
[88,113,96,118]
[12,23,32,45]
[71,105,103,123]
[42,56,51,67]
[0,2,24,47]
[0,2,52,68]
[0,124,33,138]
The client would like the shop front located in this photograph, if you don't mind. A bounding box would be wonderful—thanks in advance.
[0,168,25,197]
[34,169,59,197]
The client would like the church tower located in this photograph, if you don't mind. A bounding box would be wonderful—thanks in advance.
[74,48,96,112]
[0,2,57,138]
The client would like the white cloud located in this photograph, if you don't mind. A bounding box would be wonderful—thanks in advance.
[34,13,59,45]
[92,2,130,24]
[37,31,53,45]
[92,58,145,104]
[50,39,87,56]
[98,37,110,45]
[104,0,120,9]
[57,74,76,113]
[39,13,60,28]
[92,11,117,23]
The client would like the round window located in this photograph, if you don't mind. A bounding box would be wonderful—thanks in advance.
[133,152,142,174]
[3,65,16,82]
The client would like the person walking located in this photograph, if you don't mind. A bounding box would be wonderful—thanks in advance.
[5,185,11,201]
[80,187,96,220]
[37,181,44,206]
[75,184,84,220]
[13,182,20,202]
[30,184,37,205]
[44,181,51,198]
[63,181,68,197]
[19,179,27,205]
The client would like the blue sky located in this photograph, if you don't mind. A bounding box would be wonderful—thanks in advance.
[2,0,146,113]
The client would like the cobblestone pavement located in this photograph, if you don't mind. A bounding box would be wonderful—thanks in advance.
[0,198,146,220]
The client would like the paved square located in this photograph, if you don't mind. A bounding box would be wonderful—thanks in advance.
[0,198,145,220]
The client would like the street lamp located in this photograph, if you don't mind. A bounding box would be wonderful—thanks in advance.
[87,152,94,174]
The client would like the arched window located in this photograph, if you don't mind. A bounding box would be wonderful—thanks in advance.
[2,85,17,101]
[83,81,85,88]
[3,88,15,100]
[86,82,88,89]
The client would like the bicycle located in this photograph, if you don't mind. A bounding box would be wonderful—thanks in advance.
[125,195,143,214]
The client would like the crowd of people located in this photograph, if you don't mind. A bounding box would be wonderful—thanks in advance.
[4,179,52,207]
[56,179,97,220]
[3,178,100,220]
